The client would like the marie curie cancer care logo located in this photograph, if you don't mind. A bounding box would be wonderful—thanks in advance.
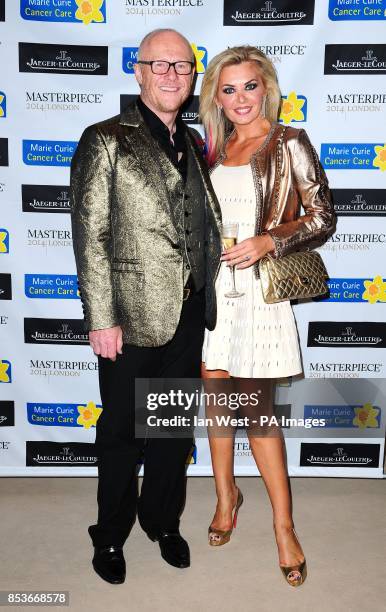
[122,48,138,74]
[23,140,77,167]
[20,0,106,24]
[27,402,102,428]
[0,360,12,383]
[279,92,307,124]
[329,0,386,20]
[321,143,386,170]
[320,277,386,303]
[304,403,381,428]
[122,44,207,74]
[25,274,80,299]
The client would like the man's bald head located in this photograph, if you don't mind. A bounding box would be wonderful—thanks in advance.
[138,29,194,62]
[134,28,195,123]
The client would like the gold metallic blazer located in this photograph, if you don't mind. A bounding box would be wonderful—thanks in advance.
[213,123,336,275]
[70,102,222,346]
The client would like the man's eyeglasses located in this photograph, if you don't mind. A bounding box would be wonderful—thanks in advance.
[137,60,195,75]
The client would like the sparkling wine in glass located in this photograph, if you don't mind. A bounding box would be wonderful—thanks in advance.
[222,222,244,298]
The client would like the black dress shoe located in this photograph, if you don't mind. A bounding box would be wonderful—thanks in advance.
[147,530,190,569]
[92,546,126,584]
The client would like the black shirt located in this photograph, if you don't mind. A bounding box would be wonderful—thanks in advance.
[137,97,187,182]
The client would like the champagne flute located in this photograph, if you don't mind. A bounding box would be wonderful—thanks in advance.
[222,222,245,298]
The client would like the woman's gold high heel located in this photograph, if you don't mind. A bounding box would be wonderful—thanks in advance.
[278,528,307,587]
[208,488,243,546]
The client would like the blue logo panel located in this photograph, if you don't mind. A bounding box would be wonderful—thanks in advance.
[23,140,77,167]
[315,278,386,303]
[20,0,106,24]
[25,274,80,299]
[329,0,386,20]
[27,403,102,427]
[321,143,384,170]
[122,47,139,74]
[304,405,381,428]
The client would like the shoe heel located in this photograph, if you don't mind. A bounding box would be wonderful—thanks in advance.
[233,488,243,528]
[233,512,238,528]
[208,487,243,546]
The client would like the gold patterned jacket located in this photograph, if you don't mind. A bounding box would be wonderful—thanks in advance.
[212,123,336,275]
[70,102,222,346]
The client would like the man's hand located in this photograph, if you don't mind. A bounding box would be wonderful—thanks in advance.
[89,326,123,361]
[221,234,275,269]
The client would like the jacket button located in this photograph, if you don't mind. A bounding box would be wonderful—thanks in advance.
[185,229,191,235]
[184,211,189,217]
[187,247,191,252]
[171,242,180,249]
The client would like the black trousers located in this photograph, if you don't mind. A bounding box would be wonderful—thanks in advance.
[88,287,205,547]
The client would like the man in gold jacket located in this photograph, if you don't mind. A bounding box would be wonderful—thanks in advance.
[70,29,222,583]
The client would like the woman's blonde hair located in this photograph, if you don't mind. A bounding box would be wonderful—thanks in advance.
[199,46,281,165]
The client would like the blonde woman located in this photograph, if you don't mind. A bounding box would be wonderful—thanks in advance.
[200,46,335,587]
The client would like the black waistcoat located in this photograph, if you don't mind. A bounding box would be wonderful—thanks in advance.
[164,134,207,291]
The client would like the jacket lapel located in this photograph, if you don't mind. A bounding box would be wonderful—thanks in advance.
[120,102,181,241]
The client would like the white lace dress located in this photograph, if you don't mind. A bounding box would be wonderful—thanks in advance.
[202,163,303,378]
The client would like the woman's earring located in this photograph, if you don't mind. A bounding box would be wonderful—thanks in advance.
[260,96,267,118]
[217,105,223,121]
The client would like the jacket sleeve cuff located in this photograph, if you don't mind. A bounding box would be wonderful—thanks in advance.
[264,229,285,259]
[84,313,119,333]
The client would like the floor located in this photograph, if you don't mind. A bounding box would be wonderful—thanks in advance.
[0,477,385,612]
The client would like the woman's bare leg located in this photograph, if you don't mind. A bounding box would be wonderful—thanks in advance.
[202,362,238,530]
[239,378,304,571]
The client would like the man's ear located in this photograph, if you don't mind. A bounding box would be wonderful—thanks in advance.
[133,63,142,86]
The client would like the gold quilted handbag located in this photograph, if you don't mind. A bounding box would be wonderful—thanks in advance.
[259,251,329,303]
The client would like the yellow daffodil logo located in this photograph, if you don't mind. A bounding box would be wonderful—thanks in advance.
[191,44,207,74]
[0,230,9,253]
[279,92,306,125]
[75,0,105,25]
[0,360,11,383]
[0,93,5,118]
[373,144,386,171]
[353,403,379,428]
[362,276,386,304]
[77,401,102,428]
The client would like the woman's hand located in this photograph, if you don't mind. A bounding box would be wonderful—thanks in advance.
[221,234,275,269]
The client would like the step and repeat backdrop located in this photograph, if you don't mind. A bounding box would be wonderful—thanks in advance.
[0,0,386,476]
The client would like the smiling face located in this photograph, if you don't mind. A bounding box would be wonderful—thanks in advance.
[134,31,195,116]
[216,61,267,127]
